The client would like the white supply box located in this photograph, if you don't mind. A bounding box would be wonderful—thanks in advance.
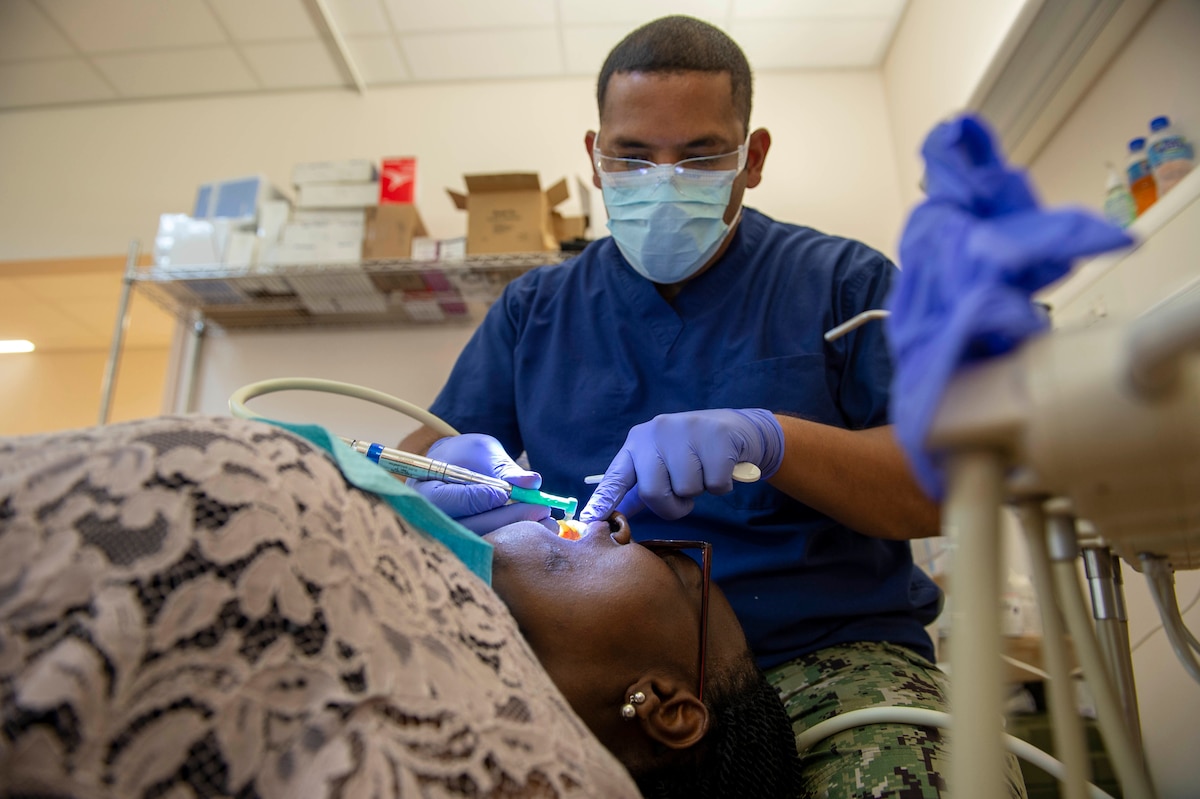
[292,159,379,185]
[296,182,378,209]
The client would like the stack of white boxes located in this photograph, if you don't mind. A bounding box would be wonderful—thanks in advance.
[277,159,385,314]
[155,175,288,272]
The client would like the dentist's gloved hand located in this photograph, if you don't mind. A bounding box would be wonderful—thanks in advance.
[579,409,784,522]
[410,433,557,535]
[886,113,1133,500]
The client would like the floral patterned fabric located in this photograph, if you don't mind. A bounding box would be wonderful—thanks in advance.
[0,415,640,799]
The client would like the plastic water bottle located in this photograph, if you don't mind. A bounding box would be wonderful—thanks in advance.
[1102,164,1136,228]
[1147,115,1195,196]
[1126,137,1157,216]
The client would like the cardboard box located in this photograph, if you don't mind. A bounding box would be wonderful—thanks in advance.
[553,213,588,242]
[446,173,569,254]
[362,204,428,260]
[297,181,379,209]
[292,159,378,185]
[554,175,592,242]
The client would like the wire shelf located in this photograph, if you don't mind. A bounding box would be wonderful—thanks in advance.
[133,251,575,330]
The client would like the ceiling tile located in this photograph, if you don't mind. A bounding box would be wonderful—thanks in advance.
[732,0,906,19]
[208,0,319,42]
[0,0,75,60]
[38,0,228,53]
[325,0,392,36]
[93,48,258,98]
[731,17,896,69]
[402,29,563,81]
[383,0,556,32]
[346,36,410,84]
[561,25,633,77]
[240,41,345,89]
[558,0,728,27]
[0,59,116,109]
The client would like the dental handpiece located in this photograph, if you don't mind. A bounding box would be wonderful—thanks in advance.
[341,438,579,518]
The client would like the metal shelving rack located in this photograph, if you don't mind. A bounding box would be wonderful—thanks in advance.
[99,240,572,423]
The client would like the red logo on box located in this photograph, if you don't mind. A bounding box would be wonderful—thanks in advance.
[380,157,416,204]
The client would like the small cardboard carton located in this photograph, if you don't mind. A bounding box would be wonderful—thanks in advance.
[446,173,570,254]
[362,204,428,260]
[553,175,592,243]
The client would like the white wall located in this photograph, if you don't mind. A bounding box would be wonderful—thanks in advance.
[0,71,902,262]
[1023,3,1200,795]
[882,0,1032,209]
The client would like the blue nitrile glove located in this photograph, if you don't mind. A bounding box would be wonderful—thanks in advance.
[410,433,557,534]
[579,409,784,522]
[886,114,1133,500]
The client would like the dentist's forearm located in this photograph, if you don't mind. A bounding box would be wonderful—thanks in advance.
[768,416,940,540]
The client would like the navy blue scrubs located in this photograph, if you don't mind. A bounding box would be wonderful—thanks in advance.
[430,207,942,668]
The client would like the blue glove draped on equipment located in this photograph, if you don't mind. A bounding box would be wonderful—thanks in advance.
[579,408,784,522]
[885,114,1133,500]
[410,433,556,534]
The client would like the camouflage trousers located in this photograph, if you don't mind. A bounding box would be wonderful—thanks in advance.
[766,641,1029,799]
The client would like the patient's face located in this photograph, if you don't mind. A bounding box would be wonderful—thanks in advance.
[484,515,746,728]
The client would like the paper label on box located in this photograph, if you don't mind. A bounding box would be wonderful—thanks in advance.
[380,157,417,204]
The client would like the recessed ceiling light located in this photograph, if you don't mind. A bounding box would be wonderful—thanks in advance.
[0,340,36,354]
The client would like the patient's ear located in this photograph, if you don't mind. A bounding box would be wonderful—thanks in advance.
[628,677,710,750]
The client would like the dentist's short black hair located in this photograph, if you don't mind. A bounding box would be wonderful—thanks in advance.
[597,15,753,135]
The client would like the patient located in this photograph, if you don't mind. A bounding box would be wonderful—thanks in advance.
[0,415,799,799]
[487,516,801,798]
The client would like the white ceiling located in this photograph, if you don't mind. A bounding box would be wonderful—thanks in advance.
[0,0,910,111]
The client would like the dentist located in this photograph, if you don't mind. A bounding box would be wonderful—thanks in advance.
[401,15,1027,798]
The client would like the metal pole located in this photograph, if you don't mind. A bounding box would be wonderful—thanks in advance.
[1082,545,1144,758]
[175,311,207,415]
[1047,512,1156,798]
[1018,500,1091,799]
[945,448,1007,799]
[98,240,140,425]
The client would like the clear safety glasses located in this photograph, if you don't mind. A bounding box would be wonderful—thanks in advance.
[593,140,749,187]
[640,539,712,703]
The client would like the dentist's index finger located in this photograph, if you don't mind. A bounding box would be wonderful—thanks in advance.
[579,453,635,522]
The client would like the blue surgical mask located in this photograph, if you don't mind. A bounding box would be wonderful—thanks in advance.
[595,142,748,284]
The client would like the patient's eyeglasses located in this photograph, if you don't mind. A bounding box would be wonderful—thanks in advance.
[640,539,712,702]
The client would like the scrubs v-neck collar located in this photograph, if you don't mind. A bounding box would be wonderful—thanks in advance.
[609,213,755,351]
